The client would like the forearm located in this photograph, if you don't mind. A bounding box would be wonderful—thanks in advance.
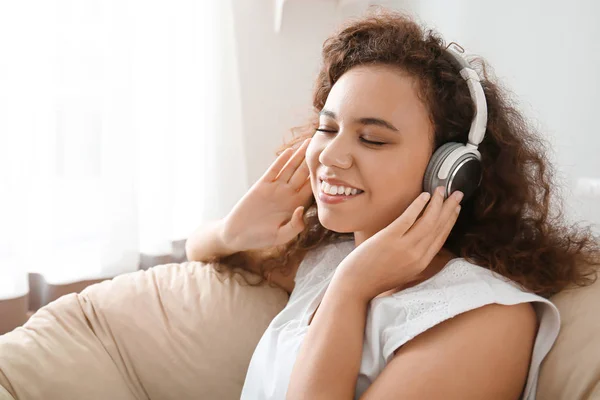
[287,279,369,400]
[185,219,236,262]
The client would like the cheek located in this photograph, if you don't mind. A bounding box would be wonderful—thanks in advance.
[369,157,424,199]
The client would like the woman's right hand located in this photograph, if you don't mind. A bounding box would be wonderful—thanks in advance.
[219,138,314,253]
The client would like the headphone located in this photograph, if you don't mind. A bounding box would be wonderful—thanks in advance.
[422,42,488,202]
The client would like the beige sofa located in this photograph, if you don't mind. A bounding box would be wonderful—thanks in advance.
[0,261,598,399]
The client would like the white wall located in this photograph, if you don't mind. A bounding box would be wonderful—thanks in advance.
[231,0,368,183]
[231,0,600,230]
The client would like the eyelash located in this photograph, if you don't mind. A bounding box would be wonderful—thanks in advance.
[315,129,386,146]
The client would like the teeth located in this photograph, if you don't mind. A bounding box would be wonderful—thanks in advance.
[320,180,361,196]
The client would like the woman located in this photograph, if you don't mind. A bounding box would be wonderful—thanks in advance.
[186,9,599,400]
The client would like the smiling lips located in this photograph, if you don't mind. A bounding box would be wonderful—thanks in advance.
[318,177,364,204]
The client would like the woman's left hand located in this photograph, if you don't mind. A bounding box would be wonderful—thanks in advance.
[330,186,464,302]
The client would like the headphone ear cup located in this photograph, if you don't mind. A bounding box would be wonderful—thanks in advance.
[423,142,462,195]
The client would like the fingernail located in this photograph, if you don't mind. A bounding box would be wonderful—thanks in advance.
[421,192,431,201]
[436,186,445,197]
[452,191,464,203]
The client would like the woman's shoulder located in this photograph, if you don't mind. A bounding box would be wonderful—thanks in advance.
[391,257,542,299]
[370,258,560,400]
[371,257,559,330]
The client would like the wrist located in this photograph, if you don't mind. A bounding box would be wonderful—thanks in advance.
[331,251,408,303]
[329,272,374,304]
[215,218,242,254]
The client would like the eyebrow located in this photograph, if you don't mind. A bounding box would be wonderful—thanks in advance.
[319,109,399,132]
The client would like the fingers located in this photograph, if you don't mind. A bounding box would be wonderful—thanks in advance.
[422,202,461,263]
[407,186,454,241]
[296,176,313,198]
[412,188,462,254]
[386,192,432,236]
[276,206,305,244]
[288,159,310,189]
[274,138,311,183]
[263,148,294,182]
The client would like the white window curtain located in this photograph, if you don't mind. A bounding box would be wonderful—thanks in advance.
[0,0,248,300]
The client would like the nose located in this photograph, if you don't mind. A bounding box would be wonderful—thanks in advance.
[318,131,353,169]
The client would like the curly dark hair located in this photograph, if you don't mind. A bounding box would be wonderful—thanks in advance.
[213,8,599,298]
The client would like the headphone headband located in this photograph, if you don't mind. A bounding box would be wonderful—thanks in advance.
[444,43,488,148]
[422,43,487,201]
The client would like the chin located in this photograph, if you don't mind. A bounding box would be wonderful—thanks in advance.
[317,208,357,233]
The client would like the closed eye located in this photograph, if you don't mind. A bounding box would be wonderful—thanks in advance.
[360,137,386,146]
[316,128,336,133]
[315,129,386,147]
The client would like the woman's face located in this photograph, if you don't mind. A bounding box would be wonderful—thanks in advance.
[306,65,435,244]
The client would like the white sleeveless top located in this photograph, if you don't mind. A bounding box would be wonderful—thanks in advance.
[241,239,561,399]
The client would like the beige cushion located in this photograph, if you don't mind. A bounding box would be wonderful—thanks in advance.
[538,275,600,399]
[0,262,288,400]
[2,261,599,400]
